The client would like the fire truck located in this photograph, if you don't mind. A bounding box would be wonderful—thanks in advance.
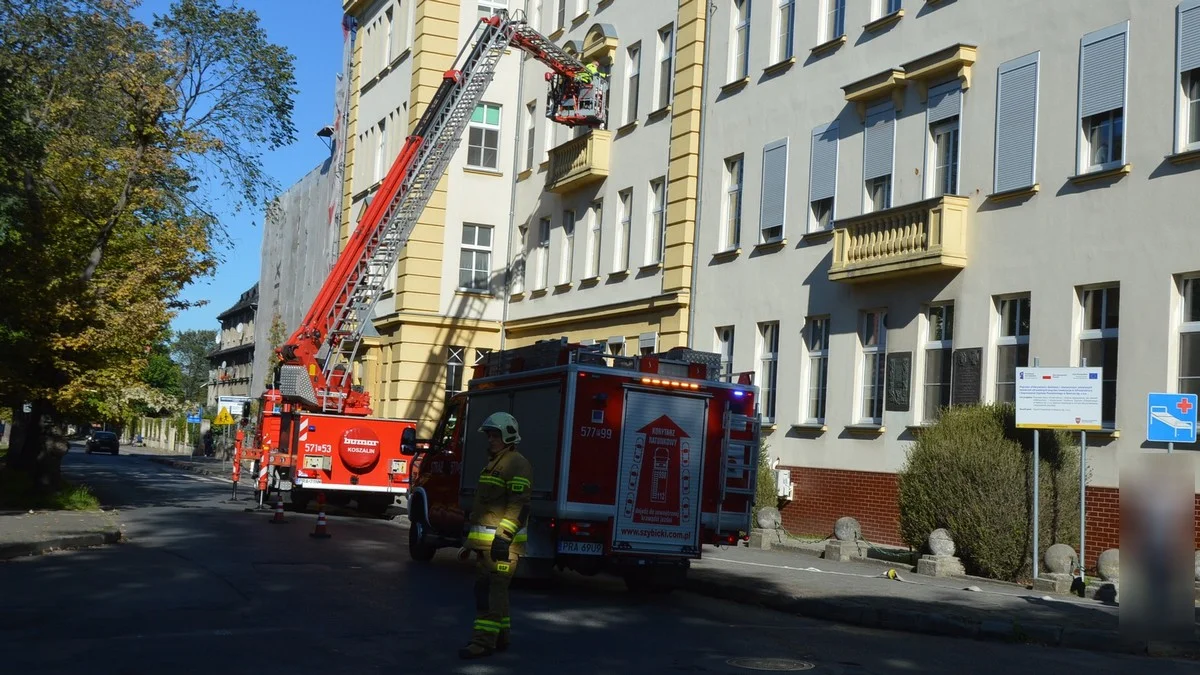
[405,339,762,591]
[234,12,610,514]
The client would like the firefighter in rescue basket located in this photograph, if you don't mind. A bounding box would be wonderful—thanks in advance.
[459,412,532,659]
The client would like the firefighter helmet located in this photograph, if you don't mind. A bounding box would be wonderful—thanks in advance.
[479,412,521,445]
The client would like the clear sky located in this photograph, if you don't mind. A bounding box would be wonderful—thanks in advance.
[132,0,348,334]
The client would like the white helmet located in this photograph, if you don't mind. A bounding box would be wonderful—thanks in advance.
[479,412,521,444]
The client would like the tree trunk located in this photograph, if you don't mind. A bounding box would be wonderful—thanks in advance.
[4,400,66,491]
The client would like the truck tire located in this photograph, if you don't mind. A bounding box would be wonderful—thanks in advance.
[408,520,437,562]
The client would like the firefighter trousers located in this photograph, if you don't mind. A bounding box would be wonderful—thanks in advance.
[469,548,519,648]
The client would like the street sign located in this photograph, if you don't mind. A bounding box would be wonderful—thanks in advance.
[1014,367,1104,430]
[217,395,252,418]
[214,408,235,426]
[1146,392,1197,443]
[186,413,201,424]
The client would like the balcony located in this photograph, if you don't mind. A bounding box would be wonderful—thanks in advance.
[545,130,612,194]
[829,195,969,283]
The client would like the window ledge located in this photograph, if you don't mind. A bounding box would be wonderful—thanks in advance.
[616,120,639,136]
[579,276,601,288]
[455,288,493,298]
[864,10,904,32]
[508,292,525,303]
[517,168,533,182]
[464,166,503,177]
[549,28,565,41]
[573,11,590,23]
[810,35,847,58]
[845,423,886,435]
[801,229,834,244]
[790,422,828,433]
[752,239,787,254]
[638,262,663,274]
[530,288,549,298]
[711,247,741,262]
[553,282,573,292]
[720,77,750,95]
[607,269,630,281]
[761,423,778,433]
[1167,148,1200,165]
[763,58,795,77]
[646,105,671,123]
[598,0,614,9]
[538,159,550,172]
[1068,163,1131,185]
[986,183,1040,202]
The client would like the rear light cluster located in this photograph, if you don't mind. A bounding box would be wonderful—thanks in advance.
[640,377,701,391]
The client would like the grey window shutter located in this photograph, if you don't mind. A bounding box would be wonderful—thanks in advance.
[863,107,894,180]
[994,52,1039,193]
[808,123,838,202]
[1181,0,1200,73]
[760,139,788,234]
[927,82,961,123]
[1079,23,1128,118]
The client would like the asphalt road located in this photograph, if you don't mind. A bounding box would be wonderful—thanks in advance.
[0,447,1192,674]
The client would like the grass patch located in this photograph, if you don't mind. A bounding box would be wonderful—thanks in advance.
[0,467,101,511]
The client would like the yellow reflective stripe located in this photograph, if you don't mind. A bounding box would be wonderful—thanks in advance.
[499,518,520,532]
[478,475,506,487]
[507,477,531,491]
[500,617,512,628]
[495,562,510,573]
[474,620,501,633]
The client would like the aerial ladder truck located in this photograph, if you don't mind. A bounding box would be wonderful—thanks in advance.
[232,11,609,514]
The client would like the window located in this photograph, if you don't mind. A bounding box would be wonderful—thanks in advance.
[535,217,551,289]
[384,7,394,65]
[1077,23,1128,173]
[459,224,493,292]
[587,200,603,278]
[374,119,388,183]
[474,348,492,369]
[716,326,735,379]
[722,154,743,250]
[647,177,665,264]
[863,104,895,212]
[760,139,788,243]
[859,310,887,423]
[1179,276,1200,396]
[556,0,566,30]
[758,322,779,424]
[478,0,506,19]
[625,44,641,124]
[1079,286,1119,426]
[874,0,901,18]
[808,122,838,232]
[804,317,830,423]
[639,332,657,356]
[446,346,465,400]
[1177,1,1200,151]
[616,188,632,271]
[468,103,501,170]
[994,52,1040,194]
[524,101,536,171]
[731,0,751,81]
[657,25,674,110]
[926,82,961,197]
[924,304,954,421]
[608,338,626,356]
[995,295,1030,403]
[775,0,795,63]
[560,209,576,283]
[514,224,528,294]
[822,0,845,43]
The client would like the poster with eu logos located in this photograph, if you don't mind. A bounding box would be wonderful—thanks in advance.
[1014,367,1104,430]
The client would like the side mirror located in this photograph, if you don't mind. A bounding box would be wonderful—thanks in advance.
[400,427,417,456]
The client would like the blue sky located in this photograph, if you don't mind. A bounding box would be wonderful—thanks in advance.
[132,1,347,334]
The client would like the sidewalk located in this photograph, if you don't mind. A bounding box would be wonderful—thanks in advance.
[685,541,1200,659]
[0,509,122,560]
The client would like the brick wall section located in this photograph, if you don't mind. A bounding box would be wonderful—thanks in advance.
[1083,486,1120,570]
[779,467,904,547]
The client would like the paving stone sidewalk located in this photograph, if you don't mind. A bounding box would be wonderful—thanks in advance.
[0,509,122,560]
[686,542,1200,659]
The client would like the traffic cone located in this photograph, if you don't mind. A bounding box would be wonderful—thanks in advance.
[268,496,288,524]
[310,509,332,539]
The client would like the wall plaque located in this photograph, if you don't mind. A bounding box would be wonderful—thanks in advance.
[951,348,983,406]
[885,351,912,412]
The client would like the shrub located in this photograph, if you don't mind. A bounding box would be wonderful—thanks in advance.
[897,403,1084,582]
[754,438,778,511]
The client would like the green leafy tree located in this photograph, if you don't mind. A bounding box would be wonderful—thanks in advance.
[170,328,217,403]
[263,312,287,390]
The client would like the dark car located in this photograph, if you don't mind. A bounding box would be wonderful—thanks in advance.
[86,431,119,455]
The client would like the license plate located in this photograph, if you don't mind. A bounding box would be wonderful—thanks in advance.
[557,540,603,556]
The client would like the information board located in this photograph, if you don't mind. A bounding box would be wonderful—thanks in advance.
[1014,367,1103,430]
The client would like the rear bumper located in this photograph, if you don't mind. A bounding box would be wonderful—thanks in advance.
[291,480,409,495]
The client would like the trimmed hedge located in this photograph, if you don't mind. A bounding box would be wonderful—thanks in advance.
[897,403,1085,581]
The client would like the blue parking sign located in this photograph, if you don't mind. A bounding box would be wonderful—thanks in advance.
[1146,393,1198,443]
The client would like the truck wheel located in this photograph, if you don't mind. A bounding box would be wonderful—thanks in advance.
[408,520,437,562]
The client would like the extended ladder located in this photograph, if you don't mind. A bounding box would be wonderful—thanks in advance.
[715,402,762,536]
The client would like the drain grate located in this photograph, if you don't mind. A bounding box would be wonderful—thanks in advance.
[726,658,816,672]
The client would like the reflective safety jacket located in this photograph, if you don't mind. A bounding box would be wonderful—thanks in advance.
[466,446,533,555]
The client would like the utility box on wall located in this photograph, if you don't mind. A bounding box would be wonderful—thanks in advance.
[775,469,794,500]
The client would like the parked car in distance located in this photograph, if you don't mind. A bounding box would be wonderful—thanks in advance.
[86,431,119,455]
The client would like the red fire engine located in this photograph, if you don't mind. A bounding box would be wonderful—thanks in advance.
[234,12,610,513]
[406,339,762,591]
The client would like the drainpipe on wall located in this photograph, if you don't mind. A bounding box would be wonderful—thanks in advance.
[499,1,532,352]
[685,1,715,350]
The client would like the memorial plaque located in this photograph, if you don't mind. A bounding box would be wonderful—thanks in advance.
[951,348,982,406]
[885,352,912,412]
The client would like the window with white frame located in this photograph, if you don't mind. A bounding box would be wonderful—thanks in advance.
[858,310,887,423]
[873,0,901,19]
[625,43,641,125]
[926,82,961,197]
[560,209,576,283]
[657,25,674,110]
[821,0,846,43]
[647,177,665,264]
[543,112,555,160]
[556,0,566,30]
[478,0,506,20]
[468,103,501,170]
[760,139,787,243]
[514,223,528,294]
[587,200,603,278]
[384,7,394,65]
[1079,286,1119,426]
[639,332,657,356]
[863,103,894,212]
[474,348,492,368]
[716,326,735,379]
[459,223,492,292]
[804,317,830,423]
[808,122,838,232]
[774,0,795,63]
[1177,1,1200,152]
[994,52,1040,194]
[446,346,465,399]
[1077,23,1128,173]
[1179,275,1200,396]
[758,321,779,423]
[535,216,551,289]
[721,154,743,250]
[923,304,954,421]
[731,0,751,81]
[994,295,1030,403]
[374,119,388,183]
[524,101,536,171]
[397,0,413,54]
[608,337,626,356]
[616,188,632,271]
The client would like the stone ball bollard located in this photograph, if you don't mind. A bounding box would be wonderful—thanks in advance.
[928,528,955,557]
[756,506,782,530]
[1097,549,1120,581]
[834,516,861,542]
[1044,543,1078,575]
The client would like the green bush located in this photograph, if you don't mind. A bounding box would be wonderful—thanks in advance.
[897,403,1084,582]
[755,439,777,512]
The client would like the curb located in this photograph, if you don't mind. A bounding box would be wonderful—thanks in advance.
[683,570,1200,659]
[0,528,123,561]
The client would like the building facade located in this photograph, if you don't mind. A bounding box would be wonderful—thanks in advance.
[208,283,259,407]
[690,0,1200,566]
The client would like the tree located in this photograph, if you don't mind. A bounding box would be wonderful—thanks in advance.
[171,328,217,404]
[263,313,287,390]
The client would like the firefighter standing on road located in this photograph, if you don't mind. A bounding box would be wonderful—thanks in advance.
[459,412,532,660]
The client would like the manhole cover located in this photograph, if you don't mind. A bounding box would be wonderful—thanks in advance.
[726,658,815,671]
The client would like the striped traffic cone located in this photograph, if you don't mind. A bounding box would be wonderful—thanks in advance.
[310,509,332,539]
[268,496,288,524]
